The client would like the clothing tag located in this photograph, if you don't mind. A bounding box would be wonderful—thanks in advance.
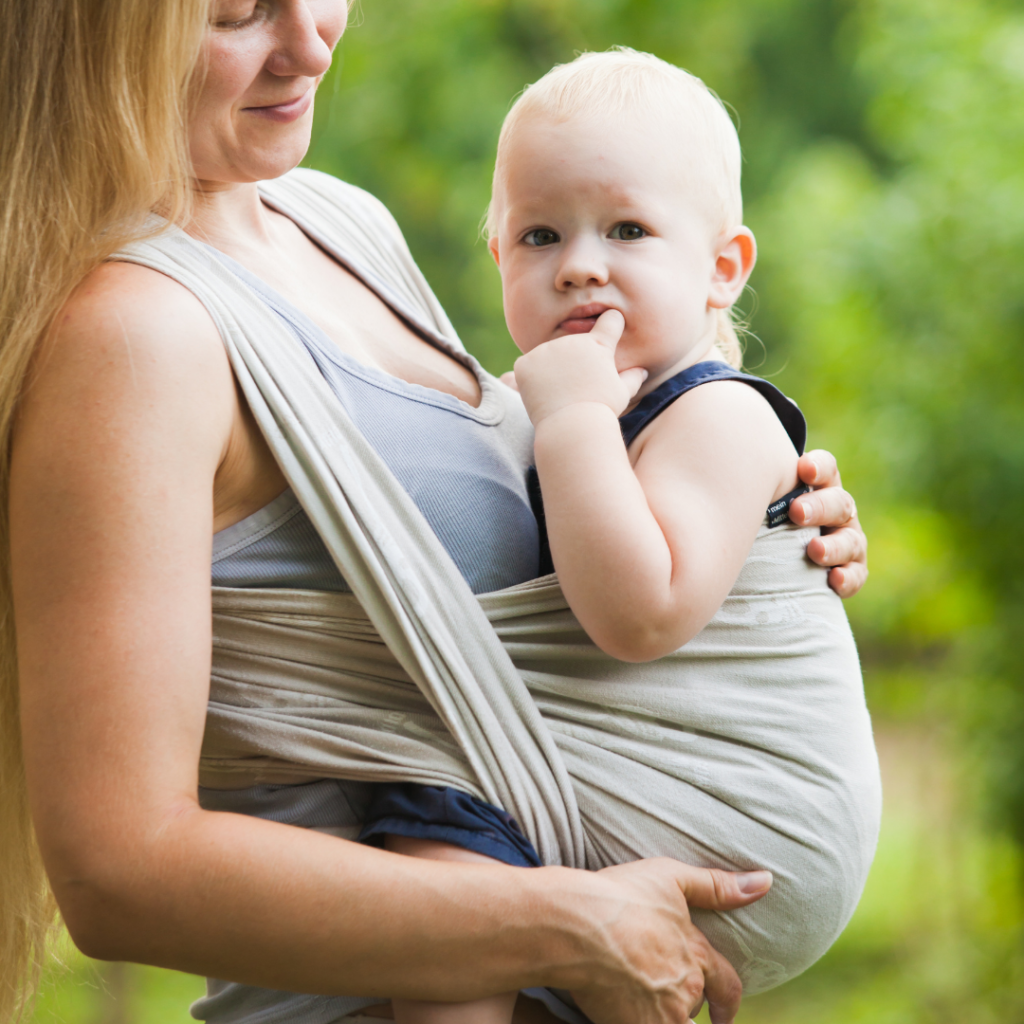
[766,484,811,528]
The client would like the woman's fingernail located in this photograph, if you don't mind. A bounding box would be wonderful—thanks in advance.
[736,871,772,894]
[807,458,820,482]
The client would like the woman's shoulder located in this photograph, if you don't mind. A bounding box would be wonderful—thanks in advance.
[37,260,235,438]
[53,260,226,370]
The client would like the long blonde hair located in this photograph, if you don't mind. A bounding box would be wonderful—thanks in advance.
[0,1,209,1017]
[487,48,747,368]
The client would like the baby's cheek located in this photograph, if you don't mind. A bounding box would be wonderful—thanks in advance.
[503,280,548,354]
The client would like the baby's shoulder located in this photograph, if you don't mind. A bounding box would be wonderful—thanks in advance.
[630,377,801,507]
[633,377,798,461]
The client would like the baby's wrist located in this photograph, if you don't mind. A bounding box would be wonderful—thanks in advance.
[530,399,621,435]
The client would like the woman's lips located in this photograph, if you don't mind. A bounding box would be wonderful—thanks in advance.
[558,304,614,334]
[244,87,314,123]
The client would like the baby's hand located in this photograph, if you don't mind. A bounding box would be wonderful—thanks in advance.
[513,311,647,426]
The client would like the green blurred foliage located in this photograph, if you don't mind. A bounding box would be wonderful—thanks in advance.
[749,0,1024,833]
[34,0,1024,1018]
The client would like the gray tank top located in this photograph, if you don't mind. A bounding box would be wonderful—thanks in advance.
[209,251,539,596]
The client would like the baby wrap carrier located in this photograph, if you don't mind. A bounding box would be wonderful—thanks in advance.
[119,169,881,995]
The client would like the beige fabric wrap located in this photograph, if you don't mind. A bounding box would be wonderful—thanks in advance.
[119,169,881,993]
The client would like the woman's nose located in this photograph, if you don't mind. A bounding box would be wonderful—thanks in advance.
[556,239,609,291]
[265,0,344,80]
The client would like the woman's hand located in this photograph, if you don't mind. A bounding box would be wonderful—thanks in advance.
[568,860,772,1024]
[789,451,867,598]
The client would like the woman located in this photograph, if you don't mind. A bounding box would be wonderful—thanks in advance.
[0,2,868,1023]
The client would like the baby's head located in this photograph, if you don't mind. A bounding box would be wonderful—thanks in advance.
[487,49,755,381]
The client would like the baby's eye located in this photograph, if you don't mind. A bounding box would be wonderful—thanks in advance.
[609,223,647,241]
[523,229,560,247]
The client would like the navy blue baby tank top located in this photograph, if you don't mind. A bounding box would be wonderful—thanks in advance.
[618,360,806,452]
[530,360,810,576]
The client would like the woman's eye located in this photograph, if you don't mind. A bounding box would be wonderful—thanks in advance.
[213,2,261,28]
[523,229,559,247]
[610,223,647,240]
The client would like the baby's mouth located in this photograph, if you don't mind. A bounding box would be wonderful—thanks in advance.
[558,304,612,334]
[559,315,601,334]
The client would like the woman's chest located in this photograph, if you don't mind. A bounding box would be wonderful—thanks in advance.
[249,232,483,408]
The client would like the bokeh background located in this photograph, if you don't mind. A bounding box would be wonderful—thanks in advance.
[31,0,1024,1020]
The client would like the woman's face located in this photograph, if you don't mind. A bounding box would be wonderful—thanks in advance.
[190,0,348,185]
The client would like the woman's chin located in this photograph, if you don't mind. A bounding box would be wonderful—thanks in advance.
[242,132,315,181]
[192,130,314,187]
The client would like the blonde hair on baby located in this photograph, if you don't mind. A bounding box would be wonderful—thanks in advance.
[487,48,746,367]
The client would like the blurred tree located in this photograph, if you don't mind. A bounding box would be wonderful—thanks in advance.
[752,0,1024,841]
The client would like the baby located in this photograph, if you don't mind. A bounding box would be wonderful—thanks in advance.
[359,49,881,1024]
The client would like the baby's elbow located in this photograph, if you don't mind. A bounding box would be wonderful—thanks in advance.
[596,638,664,663]
[590,617,695,663]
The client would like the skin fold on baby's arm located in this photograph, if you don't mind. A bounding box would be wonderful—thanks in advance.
[515,311,798,663]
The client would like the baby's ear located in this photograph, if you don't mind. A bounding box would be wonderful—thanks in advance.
[487,235,501,268]
[708,227,756,310]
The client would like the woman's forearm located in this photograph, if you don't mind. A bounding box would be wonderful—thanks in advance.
[60,802,600,1000]
[57,801,768,1024]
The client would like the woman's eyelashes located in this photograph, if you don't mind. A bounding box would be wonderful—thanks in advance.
[523,228,560,247]
[213,1,263,29]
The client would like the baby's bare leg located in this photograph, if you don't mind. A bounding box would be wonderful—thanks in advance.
[385,836,519,1024]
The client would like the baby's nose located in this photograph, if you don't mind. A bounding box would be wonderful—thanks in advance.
[558,247,609,289]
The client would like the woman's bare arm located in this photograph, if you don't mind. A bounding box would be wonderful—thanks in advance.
[11,264,767,1021]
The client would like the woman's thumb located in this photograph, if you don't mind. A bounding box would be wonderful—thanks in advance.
[677,866,773,911]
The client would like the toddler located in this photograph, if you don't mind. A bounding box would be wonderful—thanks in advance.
[359,49,881,1024]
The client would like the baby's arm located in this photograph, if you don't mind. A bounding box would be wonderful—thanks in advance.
[515,314,799,663]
